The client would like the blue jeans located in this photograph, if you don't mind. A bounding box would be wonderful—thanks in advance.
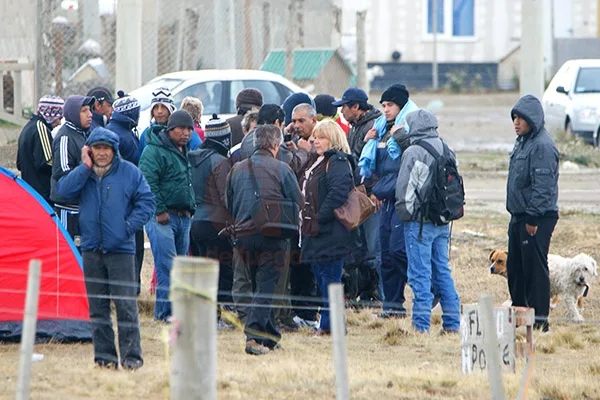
[145,213,191,321]
[312,259,344,332]
[404,222,460,333]
[380,201,407,312]
[361,210,384,301]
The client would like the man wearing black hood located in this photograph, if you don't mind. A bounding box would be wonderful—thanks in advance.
[506,94,559,332]
[50,94,95,247]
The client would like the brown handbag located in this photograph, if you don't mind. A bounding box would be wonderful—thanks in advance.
[327,159,376,231]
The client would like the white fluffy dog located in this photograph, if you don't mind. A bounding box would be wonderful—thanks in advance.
[548,253,598,322]
[489,250,598,322]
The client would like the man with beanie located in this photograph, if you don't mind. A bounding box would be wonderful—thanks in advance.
[17,94,64,205]
[56,127,154,369]
[50,95,95,247]
[139,110,196,322]
[189,114,234,327]
[227,88,263,147]
[282,92,315,128]
[314,94,349,135]
[87,87,114,132]
[138,87,177,159]
[506,95,559,332]
[106,91,146,295]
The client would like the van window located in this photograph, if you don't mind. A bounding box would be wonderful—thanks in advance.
[574,67,600,93]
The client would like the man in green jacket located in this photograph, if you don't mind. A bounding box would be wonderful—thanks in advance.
[139,110,196,321]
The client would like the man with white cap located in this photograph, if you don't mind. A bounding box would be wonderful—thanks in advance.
[17,94,64,205]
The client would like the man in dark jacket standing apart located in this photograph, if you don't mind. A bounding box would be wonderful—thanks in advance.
[227,88,263,147]
[17,94,64,205]
[506,94,559,332]
[50,95,95,247]
[105,92,146,295]
[226,124,302,355]
[56,128,155,369]
[139,110,195,322]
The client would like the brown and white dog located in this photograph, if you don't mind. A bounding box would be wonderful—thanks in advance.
[488,249,598,322]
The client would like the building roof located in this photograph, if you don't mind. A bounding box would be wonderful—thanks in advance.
[261,48,354,80]
[68,57,111,82]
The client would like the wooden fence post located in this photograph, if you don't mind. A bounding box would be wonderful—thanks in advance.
[16,260,42,400]
[328,283,349,400]
[170,256,219,400]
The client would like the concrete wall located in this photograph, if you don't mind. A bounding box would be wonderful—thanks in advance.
[554,38,600,72]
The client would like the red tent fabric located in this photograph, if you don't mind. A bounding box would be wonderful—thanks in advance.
[0,166,91,342]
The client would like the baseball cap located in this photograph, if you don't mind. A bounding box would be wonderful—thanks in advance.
[331,88,369,106]
[86,87,114,105]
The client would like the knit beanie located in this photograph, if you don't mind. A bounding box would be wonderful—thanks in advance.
[314,94,337,117]
[235,88,263,110]
[204,114,232,150]
[150,87,177,116]
[112,90,140,124]
[37,95,65,124]
[282,92,315,125]
[380,84,409,108]
[167,110,194,131]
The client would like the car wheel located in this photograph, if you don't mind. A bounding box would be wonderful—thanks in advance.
[594,130,599,148]
[565,119,573,135]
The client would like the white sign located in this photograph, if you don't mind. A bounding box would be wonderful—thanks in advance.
[460,304,516,374]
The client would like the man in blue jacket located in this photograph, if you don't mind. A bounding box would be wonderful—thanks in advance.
[57,128,155,369]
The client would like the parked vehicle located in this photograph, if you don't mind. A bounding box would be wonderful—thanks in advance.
[542,59,600,144]
[129,69,305,132]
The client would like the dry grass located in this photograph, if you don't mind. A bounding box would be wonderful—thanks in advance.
[2,170,600,399]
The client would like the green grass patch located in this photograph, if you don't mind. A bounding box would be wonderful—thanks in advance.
[0,119,20,128]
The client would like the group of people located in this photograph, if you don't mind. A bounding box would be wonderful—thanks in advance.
[15,76,559,365]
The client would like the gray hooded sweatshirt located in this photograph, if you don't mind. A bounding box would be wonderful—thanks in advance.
[506,95,559,225]
[394,109,455,222]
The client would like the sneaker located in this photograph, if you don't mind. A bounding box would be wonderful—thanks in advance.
[122,359,144,370]
[378,310,407,319]
[292,315,319,330]
[245,340,270,356]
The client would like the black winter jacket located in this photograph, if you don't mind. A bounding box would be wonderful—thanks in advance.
[17,115,54,203]
[506,95,559,225]
[348,108,382,161]
[300,150,361,263]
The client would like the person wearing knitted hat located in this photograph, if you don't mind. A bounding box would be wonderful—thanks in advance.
[137,87,177,160]
[106,91,146,295]
[227,88,264,148]
[87,86,114,132]
[17,94,64,205]
[189,114,234,328]
[139,110,195,322]
[314,94,349,135]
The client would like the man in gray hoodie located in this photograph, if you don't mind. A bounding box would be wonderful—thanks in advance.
[394,109,461,334]
[506,94,559,332]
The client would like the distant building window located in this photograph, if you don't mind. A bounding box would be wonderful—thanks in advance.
[427,0,475,37]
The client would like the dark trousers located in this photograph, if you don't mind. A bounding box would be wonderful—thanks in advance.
[190,220,234,305]
[82,252,142,367]
[236,234,287,349]
[290,237,318,321]
[134,230,145,296]
[55,205,80,251]
[232,247,253,323]
[507,217,558,330]
[380,201,408,312]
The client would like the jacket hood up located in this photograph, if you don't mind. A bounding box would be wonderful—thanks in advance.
[403,109,440,143]
[86,127,121,160]
[63,95,94,129]
[510,94,545,136]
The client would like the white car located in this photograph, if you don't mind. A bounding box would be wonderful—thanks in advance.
[129,69,305,133]
[542,59,600,144]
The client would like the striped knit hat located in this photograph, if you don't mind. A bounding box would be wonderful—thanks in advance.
[37,95,65,124]
[150,87,176,115]
[204,114,232,150]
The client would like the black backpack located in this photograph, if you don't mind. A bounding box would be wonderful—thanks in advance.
[414,139,465,226]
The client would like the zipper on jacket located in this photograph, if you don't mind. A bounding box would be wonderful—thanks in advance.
[98,178,104,252]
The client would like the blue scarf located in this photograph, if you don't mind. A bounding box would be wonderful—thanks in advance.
[358,99,419,178]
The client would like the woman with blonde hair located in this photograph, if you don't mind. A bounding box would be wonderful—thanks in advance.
[180,96,205,146]
[299,119,359,335]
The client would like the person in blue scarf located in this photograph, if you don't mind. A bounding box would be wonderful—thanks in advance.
[360,84,416,318]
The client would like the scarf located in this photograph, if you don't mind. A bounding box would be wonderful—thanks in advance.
[358,99,419,178]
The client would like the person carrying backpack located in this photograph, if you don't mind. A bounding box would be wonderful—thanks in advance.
[393,109,463,334]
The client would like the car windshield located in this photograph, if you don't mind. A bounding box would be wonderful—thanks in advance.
[129,78,184,109]
[574,67,600,93]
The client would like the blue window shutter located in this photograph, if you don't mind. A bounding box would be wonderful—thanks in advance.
[452,0,474,36]
[427,0,445,34]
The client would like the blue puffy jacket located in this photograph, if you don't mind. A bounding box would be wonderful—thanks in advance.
[56,128,156,254]
[371,145,401,201]
[106,111,140,165]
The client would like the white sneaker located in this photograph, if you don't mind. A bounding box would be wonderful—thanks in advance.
[292,315,319,330]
